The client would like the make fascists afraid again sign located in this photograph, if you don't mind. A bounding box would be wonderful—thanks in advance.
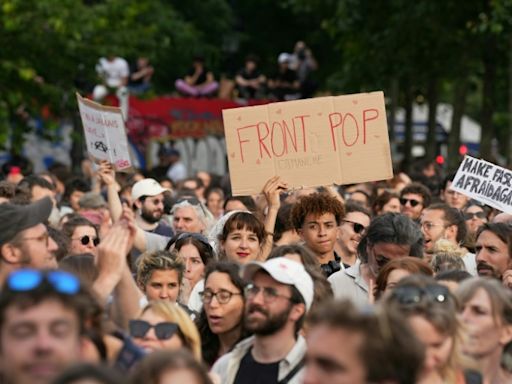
[452,156,512,214]
[222,92,393,195]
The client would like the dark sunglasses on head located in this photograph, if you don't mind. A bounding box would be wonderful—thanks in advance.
[342,220,366,234]
[464,211,486,220]
[166,232,213,252]
[391,284,451,306]
[399,198,421,208]
[73,235,100,246]
[129,319,179,340]
[175,196,207,216]
[6,269,81,295]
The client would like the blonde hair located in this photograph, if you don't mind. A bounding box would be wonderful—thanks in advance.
[136,250,184,290]
[430,240,466,273]
[140,301,202,361]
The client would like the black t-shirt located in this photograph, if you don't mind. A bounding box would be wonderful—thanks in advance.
[187,67,208,85]
[233,348,280,384]
[237,67,262,81]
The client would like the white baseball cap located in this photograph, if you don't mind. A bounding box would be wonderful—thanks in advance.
[242,257,314,311]
[131,178,169,201]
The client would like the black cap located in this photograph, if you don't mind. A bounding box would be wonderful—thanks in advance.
[0,197,52,245]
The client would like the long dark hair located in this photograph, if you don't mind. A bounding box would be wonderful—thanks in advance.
[195,261,250,366]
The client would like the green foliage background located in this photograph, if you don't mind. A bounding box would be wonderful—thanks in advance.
[2,0,512,169]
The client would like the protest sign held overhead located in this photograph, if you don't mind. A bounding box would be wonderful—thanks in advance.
[451,156,512,214]
[222,92,393,195]
[76,93,132,171]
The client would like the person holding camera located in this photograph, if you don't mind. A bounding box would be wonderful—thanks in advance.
[290,193,345,277]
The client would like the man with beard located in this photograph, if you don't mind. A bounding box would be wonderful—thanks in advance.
[329,213,423,305]
[420,203,476,274]
[475,222,512,282]
[131,178,173,238]
[212,257,313,384]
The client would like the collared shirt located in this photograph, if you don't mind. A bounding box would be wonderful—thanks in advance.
[212,335,306,384]
[463,252,477,276]
[328,259,370,306]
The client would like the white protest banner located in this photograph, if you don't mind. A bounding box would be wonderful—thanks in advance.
[222,92,393,195]
[451,155,512,214]
[76,93,132,171]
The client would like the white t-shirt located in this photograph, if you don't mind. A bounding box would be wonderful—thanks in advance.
[97,57,129,88]
[188,279,204,313]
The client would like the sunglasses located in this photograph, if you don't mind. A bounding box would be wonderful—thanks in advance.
[166,232,213,252]
[6,269,81,295]
[175,196,207,216]
[399,198,421,208]
[342,220,366,234]
[73,235,100,247]
[391,284,452,306]
[464,211,486,220]
[129,319,179,340]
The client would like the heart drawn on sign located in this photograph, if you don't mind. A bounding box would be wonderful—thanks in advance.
[256,159,261,165]
[275,109,282,114]
[346,152,353,156]
[352,100,358,105]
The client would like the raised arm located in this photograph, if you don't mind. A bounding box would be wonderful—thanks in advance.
[98,161,147,252]
[259,176,288,261]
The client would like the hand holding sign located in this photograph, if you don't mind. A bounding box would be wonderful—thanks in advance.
[223,92,393,195]
[76,93,132,172]
[262,176,289,212]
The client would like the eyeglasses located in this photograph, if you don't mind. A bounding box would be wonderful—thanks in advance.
[391,284,452,306]
[244,283,292,303]
[199,289,242,304]
[20,232,50,246]
[342,220,366,235]
[145,197,164,206]
[129,319,179,340]
[421,222,446,232]
[6,269,81,295]
[399,198,421,208]
[72,235,100,246]
[464,211,486,220]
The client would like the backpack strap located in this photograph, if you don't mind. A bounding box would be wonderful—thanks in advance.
[277,357,305,384]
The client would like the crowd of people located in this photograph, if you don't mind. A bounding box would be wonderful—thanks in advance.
[92,41,318,116]
[0,153,512,384]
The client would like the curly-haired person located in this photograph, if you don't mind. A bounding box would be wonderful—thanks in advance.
[290,193,345,277]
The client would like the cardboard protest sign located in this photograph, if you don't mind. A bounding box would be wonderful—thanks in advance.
[76,93,132,171]
[451,156,512,214]
[222,92,393,195]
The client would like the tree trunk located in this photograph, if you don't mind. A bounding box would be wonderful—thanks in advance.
[71,112,85,173]
[388,78,399,145]
[425,78,439,160]
[480,35,497,161]
[403,85,414,174]
[447,76,468,172]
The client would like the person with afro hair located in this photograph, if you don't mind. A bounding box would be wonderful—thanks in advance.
[290,193,345,277]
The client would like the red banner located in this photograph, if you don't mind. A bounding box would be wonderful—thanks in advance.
[125,97,269,142]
